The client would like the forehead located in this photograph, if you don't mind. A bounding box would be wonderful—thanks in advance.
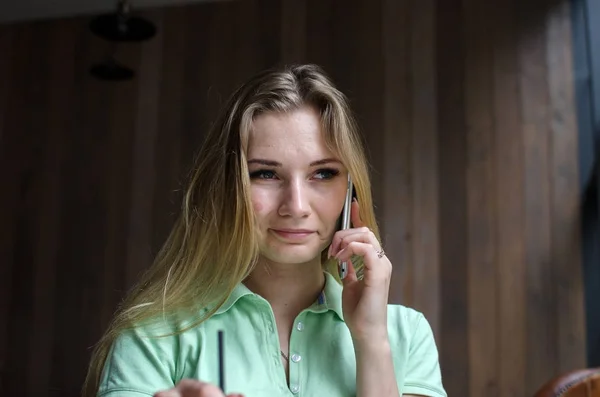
[248,106,336,161]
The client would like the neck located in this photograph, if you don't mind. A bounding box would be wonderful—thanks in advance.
[244,258,325,321]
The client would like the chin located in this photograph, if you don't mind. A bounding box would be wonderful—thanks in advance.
[261,244,323,265]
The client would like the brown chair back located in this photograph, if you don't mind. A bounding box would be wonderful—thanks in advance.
[534,368,600,397]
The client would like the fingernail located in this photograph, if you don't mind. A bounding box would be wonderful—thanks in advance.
[327,244,332,258]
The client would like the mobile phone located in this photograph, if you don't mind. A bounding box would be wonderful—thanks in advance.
[339,174,355,279]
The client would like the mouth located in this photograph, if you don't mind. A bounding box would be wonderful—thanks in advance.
[270,229,316,241]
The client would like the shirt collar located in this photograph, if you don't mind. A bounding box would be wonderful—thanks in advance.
[317,271,344,320]
[215,271,344,321]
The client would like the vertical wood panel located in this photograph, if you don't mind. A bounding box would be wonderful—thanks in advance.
[6,21,48,395]
[199,1,235,138]
[305,0,335,74]
[50,16,111,396]
[382,0,412,305]
[409,0,440,336]
[0,24,20,394]
[0,25,13,146]
[546,0,587,374]
[152,6,187,251]
[125,10,163,287]
[437,0,469,395]
[464,0,499,396]
[26,19,78,397]
[101,30,141,328]
[280,0,306,64]
[191,0,227,140]
[518,0,557,392]
[492,0,527,395]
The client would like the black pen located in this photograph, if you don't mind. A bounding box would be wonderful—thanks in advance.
[218,330,225,392]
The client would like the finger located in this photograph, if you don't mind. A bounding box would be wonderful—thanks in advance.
[335,242,388,274]
[335,241,376,262]
[154,391,180,397]
[329,228,366,258]
[338,228,380,253]
[196,384,226,397]
[176,379,225,397]
[330,227,379,258]
[336,242,391,285]
[350,198,364,228]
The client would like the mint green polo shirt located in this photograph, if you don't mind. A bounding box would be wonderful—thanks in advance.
[99,272,446,397]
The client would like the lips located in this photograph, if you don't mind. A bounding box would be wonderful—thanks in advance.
[273,229,314,233]
[270,228,315,240]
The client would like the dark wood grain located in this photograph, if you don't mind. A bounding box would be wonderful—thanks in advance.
[281,0,307,64]
[0,23,21,394]
[518,0,558,392]
[492,0,527,396]
[409,0,440,336]
[4,21,41,395]
[464,0,499,395]
[382,0,412,306]
[437,0,470,395]
[546,0,587,375]
[124,10,163,287]
[25,18,78,397]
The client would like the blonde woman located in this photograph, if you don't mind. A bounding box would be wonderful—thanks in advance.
[84,64,447,397]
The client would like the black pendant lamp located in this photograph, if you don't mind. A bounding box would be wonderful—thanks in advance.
[90,0,156,42]
[90,56,135,81]
[89,0,157,81]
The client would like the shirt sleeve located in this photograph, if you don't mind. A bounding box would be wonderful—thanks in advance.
[97,326,179,397]
[403,313,448,397]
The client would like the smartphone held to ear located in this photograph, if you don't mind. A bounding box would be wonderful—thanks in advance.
[339,174,355,279]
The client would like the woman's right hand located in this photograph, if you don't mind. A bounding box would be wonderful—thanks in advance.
[153,379,244,397]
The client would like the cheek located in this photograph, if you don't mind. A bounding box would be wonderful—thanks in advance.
[251,188,270,216]
[321,200,344,229]
[252,200,264,213]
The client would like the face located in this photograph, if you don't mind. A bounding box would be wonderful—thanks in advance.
[247,105,348,266]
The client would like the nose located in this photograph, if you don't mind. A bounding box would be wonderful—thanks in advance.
[278,179,311,218]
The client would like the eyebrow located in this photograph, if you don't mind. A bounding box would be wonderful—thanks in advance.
[247,158,341,167]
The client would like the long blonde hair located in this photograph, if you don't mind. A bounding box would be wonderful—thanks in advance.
[83,63,381,396]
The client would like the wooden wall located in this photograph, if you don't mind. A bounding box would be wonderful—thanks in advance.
[0,0,586,396]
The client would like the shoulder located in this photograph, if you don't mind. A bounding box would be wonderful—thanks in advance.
[385,304,441,362]
[100,316,206,395]
[386,304,431,338]
[386,305,447,397]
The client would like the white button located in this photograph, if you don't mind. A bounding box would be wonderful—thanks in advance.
[290,385,300,393]
[291,353,301,363]
[296,322,304,331]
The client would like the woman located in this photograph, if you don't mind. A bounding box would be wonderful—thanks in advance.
[84,64,447,397]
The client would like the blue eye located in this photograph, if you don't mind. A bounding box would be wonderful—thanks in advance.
[249,170,277,179]
[314,168,340,180]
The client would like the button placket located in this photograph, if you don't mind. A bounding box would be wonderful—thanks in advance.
[288,314,306,396]
[262,310,282,384]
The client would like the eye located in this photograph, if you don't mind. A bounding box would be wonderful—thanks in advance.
[313,168,340,180]
[249,169,277,180]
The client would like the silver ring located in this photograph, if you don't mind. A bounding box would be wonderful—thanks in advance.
[376,249,385,259]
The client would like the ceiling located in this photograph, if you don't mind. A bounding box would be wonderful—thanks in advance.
[0,0,222,24]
